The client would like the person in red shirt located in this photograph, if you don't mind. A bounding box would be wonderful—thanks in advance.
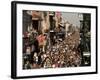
[36,33,47,52]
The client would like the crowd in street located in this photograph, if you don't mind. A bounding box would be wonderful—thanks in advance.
[23,26,82,69]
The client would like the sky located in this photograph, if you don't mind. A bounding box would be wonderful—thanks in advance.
[61,12,83,27]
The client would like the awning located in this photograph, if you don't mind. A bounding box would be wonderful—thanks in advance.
[32,11,41,20]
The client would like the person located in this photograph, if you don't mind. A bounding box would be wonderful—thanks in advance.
[33,37,39,53]
[43,57,52,68]
[24,60,32,69]
[43,34,47,52]
[37,52,42,65]
[36,33,46,52]
[33,52,38,64]
[25,46,31,61]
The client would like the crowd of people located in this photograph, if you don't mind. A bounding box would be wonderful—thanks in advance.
[23,26,82,69]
